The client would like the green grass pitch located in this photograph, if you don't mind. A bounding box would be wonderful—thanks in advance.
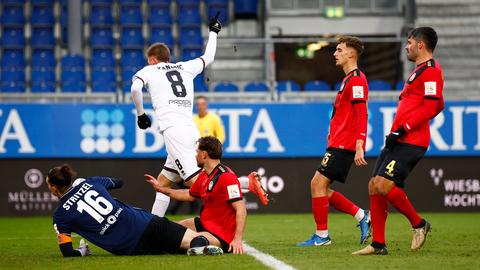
[1,213,479,270]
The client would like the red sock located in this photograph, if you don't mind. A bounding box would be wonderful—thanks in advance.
[370,194,388,245]
[312,196,329,230]
[385,186,422,227]
[329,191,359,217]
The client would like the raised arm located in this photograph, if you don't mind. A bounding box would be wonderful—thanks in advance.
[200,12,221,67]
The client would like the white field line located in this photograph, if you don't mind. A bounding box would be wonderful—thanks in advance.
[243,242,297,270]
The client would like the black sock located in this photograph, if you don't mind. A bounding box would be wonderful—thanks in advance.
[371,241,386,249]
[190,235,209,248]
[413,219,426,229]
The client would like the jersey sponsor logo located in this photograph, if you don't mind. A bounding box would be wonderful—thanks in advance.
[424,81,437,95]
[352,86,364,99]
[168,99,192,107]
[227,184,241,200]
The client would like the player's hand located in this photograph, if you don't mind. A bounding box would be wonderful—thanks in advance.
[385,126,406,149]
[76,239,91,256]
[144,174,168,193]
[209,11,222,34]
[354,148,368,167]
[228,238,243,254]
[137,113,151,130]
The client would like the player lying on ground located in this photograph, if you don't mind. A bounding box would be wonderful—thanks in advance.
[130,12,268,218]
[47,164,222,257]
[146,136,246,254]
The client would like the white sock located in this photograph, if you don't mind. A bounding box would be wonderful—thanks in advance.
[315,230,329,238]
[151,192,170,217]
[354,209,365,222]
[238,177,250,190]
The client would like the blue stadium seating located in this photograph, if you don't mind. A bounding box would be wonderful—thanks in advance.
[334,81,342,90]
[147,0,171,7]
[90,6,113,26]
[177,0,200,7]
[1,69,25,92]
[92,67,117,92]
[31,0,55,5]
[31,67,56,92]
[30,27,55,48]
[214,82,239,92]
[61,67,86,92]
[206,0,228,5]
[61,54,85,69]
[150,27,174,48]
[30,6,54,26]
[149,6,172,26]
[121,27,144,48]
[395,81,404,90]
[2,0,25,6]
[119,0,143,5]
[121,49,144,69]
[1,27,25,48]
[207,6,228,25]
[90,0,112,6]
[276,80,300,92]
[369,80,392,91]
[1,6,25,26]
[91,28,114,48]
[194,74,208,92]
[177,7,202,26]
[1,49,25,68]
[181,48,202,61]
[304,80,331,91]
[121,66,138,82]
[179,27,203,48]
[31,49,55,68]
[234,0,257,18]
[244,81,269,92]
[91,49,115,68]
[120,5,143,26]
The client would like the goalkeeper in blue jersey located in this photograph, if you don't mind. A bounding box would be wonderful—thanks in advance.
[47,164,222,257]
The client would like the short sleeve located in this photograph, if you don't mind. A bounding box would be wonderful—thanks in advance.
[421,68,443,100]
[219,173,243,203]
[132,66,149,87]
[348,76,368,103]
[189,177,202,198]
[181,58,204,77]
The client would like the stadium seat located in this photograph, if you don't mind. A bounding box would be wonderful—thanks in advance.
[31,0,55,5]
[179,27,203,48]
[1,27,25,48]
[31,49,55,68]
[395,81,404,90]
[118,0,143,5]
[0,69,25,92]
[91,28,114,48]
[30,27,55,48]
[244,81,269,92]
[369,80,392,91]
[214,82,239,92]
[304,80,331,91]
[150,27,174,48]
[1,0,25,5]
[90,0,112,6]
[90,6,113,26]
[207,6,229,25]
[121,49,145,69]
[31,67,55,92]
[206,0,228,5]
[177,7,202,27]
[149,6,172,26]
[1,6,25,26]
[147,0,171,7]
[92,67,117,92]
[194,74,208,92]
[122,66,138,82]
[119,5,143,26]
[61,68,86,92]
[1,49,25,68]
[234,0,257,18]
[30,6,54,26]
[120,27,144,48]
[91,49,115,68]
[177,0,200,7]
[181,48,202,61]
[276,80,300,92]
[61,54,85,69]
[334,81,342,90]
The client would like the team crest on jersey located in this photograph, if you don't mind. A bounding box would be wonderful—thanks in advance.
[352,86,364,99]
[424,81,437,95]
[408,73,416,82]
[227,184,241,200]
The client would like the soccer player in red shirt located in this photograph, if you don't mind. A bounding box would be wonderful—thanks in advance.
[298,36,371,247]
[145,136,247,254]
[353,27,444,255]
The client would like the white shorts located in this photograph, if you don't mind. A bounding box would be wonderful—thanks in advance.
[161,125,201,183]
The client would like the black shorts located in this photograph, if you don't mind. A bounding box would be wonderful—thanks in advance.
[372,143,426,187]
[317,147,355,183]
[194,217,230,253]
[132,216,187,255]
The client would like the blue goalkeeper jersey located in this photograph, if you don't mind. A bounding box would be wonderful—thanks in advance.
[52,177,153,255]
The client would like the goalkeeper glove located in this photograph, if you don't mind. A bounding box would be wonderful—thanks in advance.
[209,11,222,34]
[76,239,92,256]
[385,126,406,149]
[137,113,151,129]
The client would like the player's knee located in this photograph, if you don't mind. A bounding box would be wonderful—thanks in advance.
[368,178,376,194]
[374,178,393,195]
[190,235,209,248]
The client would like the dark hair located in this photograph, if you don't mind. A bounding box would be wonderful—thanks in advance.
[198,136,222,159]
[337,35,364,56]
[146,43,170,62]
[48,164,77,187]
[408,27,438,52]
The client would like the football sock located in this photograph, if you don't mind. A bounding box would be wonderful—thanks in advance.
[354,209,365,222]
[385,186,422,228]
[329,191,360,219]
[312,196,329,231]
[370,194,388,245]
[151,192,170,217]
[315,230,329,238]
[190,235,209,248]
